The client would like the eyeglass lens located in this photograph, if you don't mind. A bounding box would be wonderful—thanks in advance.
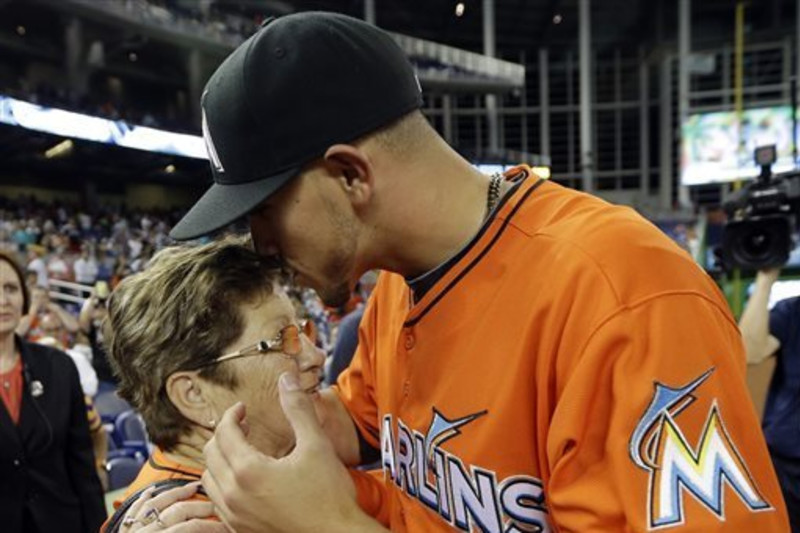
[281,320,317,355]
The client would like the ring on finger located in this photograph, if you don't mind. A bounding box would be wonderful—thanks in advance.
[142,507,166,526]
[122,515,144,528]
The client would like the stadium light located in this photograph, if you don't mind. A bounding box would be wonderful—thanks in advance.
[44,139,74,159]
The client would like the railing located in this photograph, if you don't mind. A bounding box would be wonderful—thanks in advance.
[48,279,92,305]
[57,0,525,91]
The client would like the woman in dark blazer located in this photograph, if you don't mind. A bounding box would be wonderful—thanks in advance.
[0,251,106,533]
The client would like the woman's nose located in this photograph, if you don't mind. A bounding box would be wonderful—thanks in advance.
[297,336,325,371]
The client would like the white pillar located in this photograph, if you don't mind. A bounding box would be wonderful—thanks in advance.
[614,49,622,186]
[520,51,529,153]
[639,47,650,197]
[187,49,204,126]
[677,0,691,207]
[797,0,800,107]
[579,0,593,192]
[65,17,87,95]
[442,94,454,145]
[567,52,575,177]
[483,0,499,152]
[660,56,673,210]
[364,0,376,25]
[539,48,550,158]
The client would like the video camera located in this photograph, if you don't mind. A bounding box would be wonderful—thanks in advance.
[721,145,800,270]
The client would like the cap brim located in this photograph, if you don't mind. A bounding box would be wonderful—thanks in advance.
[170,168,297,241]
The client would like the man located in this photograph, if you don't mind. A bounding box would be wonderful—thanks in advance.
[78,282,117,393]
[739,268,800,530]
[73,245,99,285]
[157,12,789,532]
[26,244,48,288]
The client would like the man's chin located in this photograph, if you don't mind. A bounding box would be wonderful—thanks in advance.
[318,283,352,307]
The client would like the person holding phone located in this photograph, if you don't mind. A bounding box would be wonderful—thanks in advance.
[79,281,116,393]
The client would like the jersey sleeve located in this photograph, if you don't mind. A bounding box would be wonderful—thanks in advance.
[545,293,789,532]
[349,469,391,527]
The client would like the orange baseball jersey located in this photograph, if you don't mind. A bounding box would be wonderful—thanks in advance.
[334,168,789,532]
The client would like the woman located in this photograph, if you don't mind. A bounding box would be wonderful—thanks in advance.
[0,251,106,533]
[103,237,386,530]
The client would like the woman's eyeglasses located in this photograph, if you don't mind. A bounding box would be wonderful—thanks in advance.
[195,319,317,368]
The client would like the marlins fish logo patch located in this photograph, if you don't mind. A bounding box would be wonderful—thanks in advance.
[629,368,772,530]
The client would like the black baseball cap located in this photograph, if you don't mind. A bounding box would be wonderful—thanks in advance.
[170,12,423,240]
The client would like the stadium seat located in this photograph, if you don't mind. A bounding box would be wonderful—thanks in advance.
[115,410,148,443]
[95,391,132,423]
[106,456,145,491]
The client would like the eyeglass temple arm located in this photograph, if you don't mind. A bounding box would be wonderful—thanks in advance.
[214,339,276,364]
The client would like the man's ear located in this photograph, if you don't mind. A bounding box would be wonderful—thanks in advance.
[165,371,216,429]
[323,144,374,207]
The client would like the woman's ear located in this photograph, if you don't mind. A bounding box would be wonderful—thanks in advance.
[323,144,374,207]
[165,371,216,429]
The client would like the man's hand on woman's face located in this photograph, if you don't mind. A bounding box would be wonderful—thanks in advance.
[202,370,381,533]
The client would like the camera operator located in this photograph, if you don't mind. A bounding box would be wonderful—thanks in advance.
[739,267,800,531]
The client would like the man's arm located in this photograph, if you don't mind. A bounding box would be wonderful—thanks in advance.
[739,268,781,365]
[546,295,788,530]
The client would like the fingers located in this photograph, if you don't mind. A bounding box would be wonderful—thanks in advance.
[278,371,329,452]
[201,468,234,523]
[203,412,240,491]
[144,482,202,515]
[158,500,216,524]
[123,485,157,528]
[167,519,231,533]
[205,402,263,479]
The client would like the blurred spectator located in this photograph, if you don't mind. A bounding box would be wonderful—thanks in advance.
[325,307,363,386]
[79,283,116,392]
[36,315,99,398]
[324,271,378,385]
[739,268,800,530]
[26,245,48,288]
[73,245,99,285]
[17,286,79,344]
[46,248,71,281]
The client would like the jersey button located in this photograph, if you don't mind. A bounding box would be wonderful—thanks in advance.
[404,332,415,350]
[403,381,410,397]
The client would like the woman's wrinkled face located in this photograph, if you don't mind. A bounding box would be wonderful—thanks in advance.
[205,287,325,455]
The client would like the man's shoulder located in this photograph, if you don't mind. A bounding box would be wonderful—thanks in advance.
[508,183,719,306]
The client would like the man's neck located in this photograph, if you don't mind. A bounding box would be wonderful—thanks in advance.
[370,152,494,279]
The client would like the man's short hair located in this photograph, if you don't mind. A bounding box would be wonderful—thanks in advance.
[365,110,434,158]
[105,236,278,450]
